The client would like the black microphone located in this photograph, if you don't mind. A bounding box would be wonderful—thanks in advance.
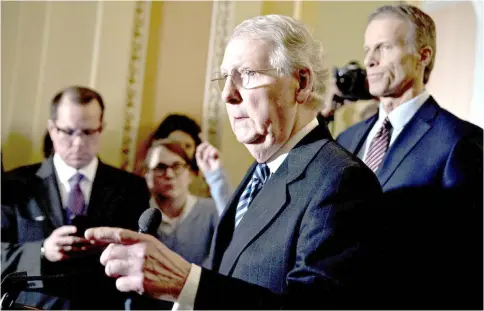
[1,271,68,310]
[125,208,162,310]
[138,207,162,234]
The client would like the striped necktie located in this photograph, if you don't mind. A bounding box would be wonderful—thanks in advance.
[235,163,270,227]
[365,117,393,172]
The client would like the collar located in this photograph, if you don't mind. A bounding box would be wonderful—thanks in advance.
[266,118,319,174]
[151,193,197,226]
[53,153,98,184]
[378,89,430,131]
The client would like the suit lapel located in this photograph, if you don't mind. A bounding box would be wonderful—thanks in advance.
[376,97,439,187]
[35,158,65,228]
[86,161,115,223]
[349,115,377,154]
[217,125,330,275]
[209,162,257,271]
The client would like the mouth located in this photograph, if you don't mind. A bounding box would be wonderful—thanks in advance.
[367,73,383,80]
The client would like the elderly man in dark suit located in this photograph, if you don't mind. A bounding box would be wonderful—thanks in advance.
[1,86,151,309]
[83,15,385,310]
[335,4,483,309]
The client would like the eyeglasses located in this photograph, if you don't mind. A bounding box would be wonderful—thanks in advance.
[151,163,188,177]
[54,124,103,140]
[211,68,278,92]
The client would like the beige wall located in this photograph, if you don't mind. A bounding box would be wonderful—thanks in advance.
[309,1,393,137]
[152,2,212,126]
[425,1,476,121]
[3,0,478,188]
[1,1,137,171]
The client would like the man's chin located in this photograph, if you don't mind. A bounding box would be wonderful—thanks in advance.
[66,158,90,169]
[237,133,265,145]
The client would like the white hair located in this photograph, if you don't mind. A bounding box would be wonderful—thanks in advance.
[231,14,328,109]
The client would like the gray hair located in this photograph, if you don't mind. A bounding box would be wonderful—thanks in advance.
[231,14,328,109]
[368,4,436,84]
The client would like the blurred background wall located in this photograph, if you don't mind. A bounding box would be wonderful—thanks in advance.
[2,0,482,189]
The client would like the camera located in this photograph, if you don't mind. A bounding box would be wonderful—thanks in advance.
[333,61,374,102]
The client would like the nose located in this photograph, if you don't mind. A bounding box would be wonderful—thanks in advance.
[364,48,379,68]
[221,78,242,105]
[164,168,176,178]
[71,134,85,147]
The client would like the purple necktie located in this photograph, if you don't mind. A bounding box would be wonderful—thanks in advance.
[68,173,86,216]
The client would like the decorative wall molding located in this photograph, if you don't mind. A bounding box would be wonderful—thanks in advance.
[201,1,236,149]
[120,1,152,171]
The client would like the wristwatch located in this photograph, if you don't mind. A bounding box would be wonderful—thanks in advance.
[40,243,46,259]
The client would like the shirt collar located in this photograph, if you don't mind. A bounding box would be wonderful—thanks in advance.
[266,118,319,174]
[53,153,98,184]
[151,193,197,226]
[378,89,430,131]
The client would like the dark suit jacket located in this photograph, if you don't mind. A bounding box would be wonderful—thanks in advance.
[337,97,483,309]
[191,123,383,309]
[1,157,151,309]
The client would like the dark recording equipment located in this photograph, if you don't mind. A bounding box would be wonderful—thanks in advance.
[333,61,374,103]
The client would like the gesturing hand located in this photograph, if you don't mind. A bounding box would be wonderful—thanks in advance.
[84,227,192,302]
[196,141,222,175]
[43,225,95,262]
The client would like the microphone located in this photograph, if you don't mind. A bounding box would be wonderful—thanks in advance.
[1,271,68,310]
[125,208,162,310]
[138,207,162,234]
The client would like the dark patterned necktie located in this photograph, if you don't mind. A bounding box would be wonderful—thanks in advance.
[235,163,270,227]
[365,117,393,172]
[68,173,86,216]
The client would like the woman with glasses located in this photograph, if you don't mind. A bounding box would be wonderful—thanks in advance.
[133,114,231,201]
[143,139,224,266]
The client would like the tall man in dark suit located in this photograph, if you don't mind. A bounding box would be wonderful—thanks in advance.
[335,4,483,308]
[1,86,151,309]
[84,15,384,309]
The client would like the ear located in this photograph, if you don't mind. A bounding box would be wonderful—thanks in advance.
[47,119,55,135]
[145,172,154,190]
[419,46,433,67]
[295,68,313,104]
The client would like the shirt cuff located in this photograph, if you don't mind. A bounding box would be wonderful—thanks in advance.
[171,264,201,311]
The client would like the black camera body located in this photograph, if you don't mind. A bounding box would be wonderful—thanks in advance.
[333,61,374,102]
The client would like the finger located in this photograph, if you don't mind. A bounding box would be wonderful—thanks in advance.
[67,243,107,253]
[56,235,87,246]
[53,226,77,237]
[195,145,204,164]
[100,243,132,265]
[105,258,141,278]
[196,142,208,158]
[115,275,144,293]
[207,147,219,160]
[85,227,142,244]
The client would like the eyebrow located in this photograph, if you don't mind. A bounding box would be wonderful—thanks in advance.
[155,161,186,166]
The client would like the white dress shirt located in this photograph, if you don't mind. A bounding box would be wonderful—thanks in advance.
[357,90,430,161]
[172,118,319,310]
[53,153,98,208]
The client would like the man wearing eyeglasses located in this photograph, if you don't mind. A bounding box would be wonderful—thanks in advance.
[1,86,151,309]
[83,15,386,310]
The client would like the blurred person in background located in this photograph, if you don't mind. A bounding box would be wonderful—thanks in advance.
[129,138,232,310]
[1,85,150,309]
[134,113,227,199]
[143,138,227,265]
